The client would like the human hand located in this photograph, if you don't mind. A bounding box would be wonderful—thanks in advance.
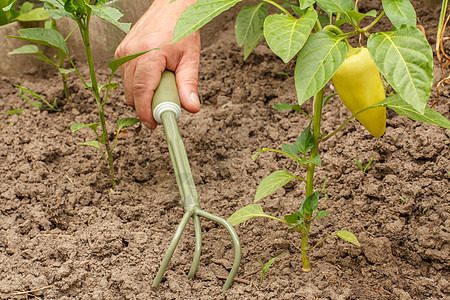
[115,0,200,129]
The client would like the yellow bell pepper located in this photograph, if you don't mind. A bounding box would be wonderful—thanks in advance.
[332,47,386,137]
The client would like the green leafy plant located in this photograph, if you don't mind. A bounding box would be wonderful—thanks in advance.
[354,155,376,173]
[8,1,75,111]
[1,0,50,25]
[174,0,450,273]
[260,253,285,282]
[8,0,152,188]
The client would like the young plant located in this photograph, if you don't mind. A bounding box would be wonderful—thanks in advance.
[7,2,82,111]
[8,0,152,188]
[260,253,285,282]
[1,0,49,25]
[173,0,450,273]
[354,155,376,173]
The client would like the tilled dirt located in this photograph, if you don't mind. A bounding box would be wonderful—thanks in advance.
[0,1,449,299]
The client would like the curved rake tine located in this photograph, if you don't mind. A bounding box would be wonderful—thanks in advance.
[152,209,194,289]
[197,209,242,290]
[188,214,202,279]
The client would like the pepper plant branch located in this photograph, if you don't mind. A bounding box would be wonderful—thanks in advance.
[319,104,377,143]
[362,11,385,33]
[262,0,292,16]
[305,88,324,198]
[306,233,336,251]
[256,148,309,170]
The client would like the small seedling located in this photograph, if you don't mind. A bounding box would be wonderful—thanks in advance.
[422,207,428,214]
[9,1,154,188]
[5,1,72,110]
[354,155,376,173]
[260,253,285,282]
[322,177,330,200]
[399,195,406,204]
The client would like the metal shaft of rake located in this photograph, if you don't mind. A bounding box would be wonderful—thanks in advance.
[152,111,241,290]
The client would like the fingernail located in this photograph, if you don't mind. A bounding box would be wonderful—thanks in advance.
[143,121,153,129]
[189,92,200,107]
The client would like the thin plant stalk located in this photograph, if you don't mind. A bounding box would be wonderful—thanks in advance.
[300,87,324,272]
[79,11,116,189]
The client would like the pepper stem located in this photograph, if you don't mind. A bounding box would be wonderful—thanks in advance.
[300,87,324,272]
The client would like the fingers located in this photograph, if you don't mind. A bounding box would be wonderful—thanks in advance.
[132,53,166,129]
[175,32,201,113]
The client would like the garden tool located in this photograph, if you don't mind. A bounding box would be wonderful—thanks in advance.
[151,70,242,290]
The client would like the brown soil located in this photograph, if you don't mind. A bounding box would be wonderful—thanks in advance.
[0,1,449,299]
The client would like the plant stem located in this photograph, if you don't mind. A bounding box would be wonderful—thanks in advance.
[59,51,70,103]
[301,88,324,272]
[81,12,116,189]
[263,0,292,16]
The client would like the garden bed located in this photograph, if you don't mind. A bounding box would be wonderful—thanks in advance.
[0,1,449,299]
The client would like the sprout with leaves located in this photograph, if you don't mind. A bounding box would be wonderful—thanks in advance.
[8,0,154,188]
[174,0,450,273]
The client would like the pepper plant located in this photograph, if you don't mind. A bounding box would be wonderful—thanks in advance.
[173,0,450,272]
[8,0,153,188]
[7,16,75,111]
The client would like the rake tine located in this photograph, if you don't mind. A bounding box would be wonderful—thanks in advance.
[188,213,202,279]
[197,209,242,290]
[152,209,194,289]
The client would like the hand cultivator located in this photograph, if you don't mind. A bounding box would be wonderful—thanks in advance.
[150,71,241,290]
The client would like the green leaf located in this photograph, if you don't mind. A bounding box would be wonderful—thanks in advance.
[117,117,140,132]
[58,68,76,75]
[8,28,69,56]
[342,10,377,26]
[263,8,317,63]
[173,0,242,43]
[316,0,354,14]
[235,3,267,60]
[281,143,299,158]
[322,93,337,106]
[108,50,153,74]
[255,170,296,202]
[260,253,285,282]
[336,230,360,246]
[15,84,58,111]
[88,4,131,33]
[77,141,101,150]
[314,210,331,219]
[8,44,40,55]
[5,108,27,114]
[44,1,73,20]
[284,212,300,223]
[375,94,450,129]
[307,155,321,166]
[19,1,32,14]
[15,7,50,22]
[367,25,433,114]
[382,0,416,27]
[273,102,292,111]
[296,125,314,155]
[3,0,17,12]
[300,191,320,215]
[295,30,347,105]
[354,159,364,171]
[64,0,87,17]
[70,122,101,133]
[227,204,285,226]
[298,0,316,10]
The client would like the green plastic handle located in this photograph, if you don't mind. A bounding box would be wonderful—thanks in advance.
[152,70,181,113]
